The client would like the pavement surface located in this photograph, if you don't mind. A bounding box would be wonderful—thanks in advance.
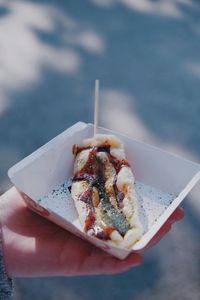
[0,0,200,299]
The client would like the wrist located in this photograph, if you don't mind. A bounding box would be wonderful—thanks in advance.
[0,192,13,277]
[0,194,13,299]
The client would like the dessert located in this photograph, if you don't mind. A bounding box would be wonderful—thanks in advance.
[71,134,143,248]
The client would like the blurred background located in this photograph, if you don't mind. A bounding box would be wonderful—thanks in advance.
[0,0,200,299]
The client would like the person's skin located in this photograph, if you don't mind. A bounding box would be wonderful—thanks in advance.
[0,187,184,278]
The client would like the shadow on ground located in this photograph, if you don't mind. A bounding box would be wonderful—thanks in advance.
[0,0,200,299]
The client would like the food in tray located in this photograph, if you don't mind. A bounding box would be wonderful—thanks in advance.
[71,133,143,249]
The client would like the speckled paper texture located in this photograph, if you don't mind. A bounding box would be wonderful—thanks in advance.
[38,180,175,236]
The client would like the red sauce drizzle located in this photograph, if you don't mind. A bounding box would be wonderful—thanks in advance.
[73,147,99,234]
[85,211,96,231]
[79,187,93,205]
[72,143,130,239]
[96,227,115,241]
[104,227,115,236]
[72,144,129,176]
[73,147,98,184]
[108,153,129,174]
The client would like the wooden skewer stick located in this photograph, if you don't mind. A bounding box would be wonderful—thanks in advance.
[94,79,99,136]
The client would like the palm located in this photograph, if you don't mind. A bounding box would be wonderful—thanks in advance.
[0,188,183,277]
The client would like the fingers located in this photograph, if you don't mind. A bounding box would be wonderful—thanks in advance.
[101,252,143,274]
[140,207,184,252]
[140,221,171,252]
[62,208,184,275]
[74,249,143,276]
[144,221,172,250]
[167,207,184,224]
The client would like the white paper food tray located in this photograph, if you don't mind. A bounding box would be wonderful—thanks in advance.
[8,122,200,259]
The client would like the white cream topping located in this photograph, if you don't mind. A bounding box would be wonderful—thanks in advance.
[110,148,126,160]
[82,134,123,148]
[73,149,90,174]
[117,166,135,192]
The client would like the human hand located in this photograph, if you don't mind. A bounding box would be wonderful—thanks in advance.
[141,207,184,252]
[0,187,184,278]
